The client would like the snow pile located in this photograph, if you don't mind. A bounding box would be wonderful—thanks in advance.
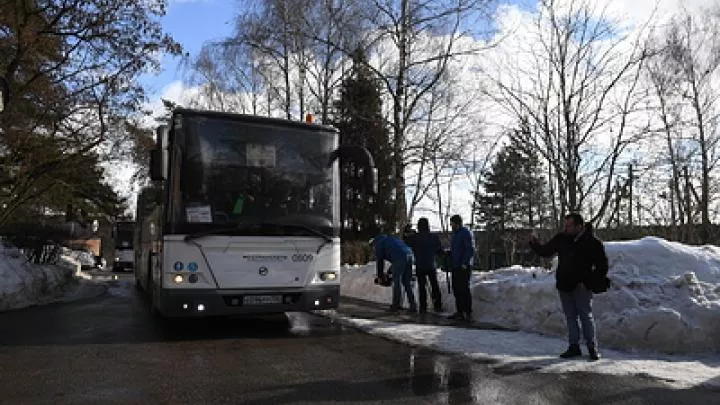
[341,236,720,354]
[0,242,79,311]
[60,247,103,271]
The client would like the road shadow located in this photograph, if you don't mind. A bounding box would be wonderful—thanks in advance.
[0,280,346,347]
[338,296,517,331]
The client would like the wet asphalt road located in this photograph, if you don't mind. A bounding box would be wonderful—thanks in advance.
[0,274,717,405]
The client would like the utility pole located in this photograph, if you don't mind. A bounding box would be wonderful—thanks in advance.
[628,164,633,226]
[614,179,622,228]
[669,179,676,226]
[392,0,410,232]
[683,165,692,225]
[0,76,8,113]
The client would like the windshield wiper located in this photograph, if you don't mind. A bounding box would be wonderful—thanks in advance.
[255,221,333,253]
[183,226,253,243]
[184,221,334,253]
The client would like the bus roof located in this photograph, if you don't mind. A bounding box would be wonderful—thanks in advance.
[171,108,339,134]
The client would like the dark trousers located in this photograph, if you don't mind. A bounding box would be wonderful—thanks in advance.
[451,267,472,314]
[416,267,442,310]
[558,284,596,347]
[391,254,416,309]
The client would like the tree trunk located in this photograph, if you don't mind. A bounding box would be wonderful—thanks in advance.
[690,77,711,241]
[392,0,409,231]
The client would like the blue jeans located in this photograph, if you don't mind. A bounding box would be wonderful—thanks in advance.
[391,254,416,309]
[558,284,596,347]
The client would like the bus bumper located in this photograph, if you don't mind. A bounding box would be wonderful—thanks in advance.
[113,261,133,272]
[154,285,340,317]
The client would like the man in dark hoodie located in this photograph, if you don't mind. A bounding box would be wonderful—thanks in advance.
[408,217,444,313]
[529,213,609,361]
[449,214,474,321]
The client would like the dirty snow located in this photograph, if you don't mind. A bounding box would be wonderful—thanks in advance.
[324,313,720,390]
[0,242,80,311]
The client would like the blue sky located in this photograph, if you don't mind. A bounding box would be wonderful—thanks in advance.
[139,0,241,98]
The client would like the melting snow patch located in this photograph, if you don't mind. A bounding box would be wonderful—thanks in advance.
[326,313,720,390]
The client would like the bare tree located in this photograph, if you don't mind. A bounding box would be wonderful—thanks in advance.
[405,69,480,223]
[299,0,362,122]
[187,0,362,123]
[661,10,720,241]
[306,0,497,231]
[645,32,693,231]
[209,0,309,119]
[487,0,651,226]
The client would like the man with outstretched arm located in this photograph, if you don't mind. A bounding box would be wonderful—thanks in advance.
[529,213,609,361]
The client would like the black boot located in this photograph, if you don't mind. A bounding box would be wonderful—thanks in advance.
[559,344,582,359]
[588,346,601,361]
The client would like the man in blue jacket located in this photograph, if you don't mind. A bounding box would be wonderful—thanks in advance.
[408,217,443,313]
[370,233,417,312]
[449,214,474,320]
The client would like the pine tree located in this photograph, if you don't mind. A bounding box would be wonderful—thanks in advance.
[474,122,549,230]
[332,49,395,240]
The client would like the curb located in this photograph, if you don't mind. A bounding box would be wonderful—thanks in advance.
[333,296,517,331]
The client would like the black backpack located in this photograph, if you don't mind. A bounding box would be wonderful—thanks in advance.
[587,271,611,294]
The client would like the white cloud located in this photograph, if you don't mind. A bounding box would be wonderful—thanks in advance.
[140,80,202,126]
[606,0,715,26]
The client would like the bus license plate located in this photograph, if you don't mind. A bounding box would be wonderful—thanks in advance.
[244,295,282,305]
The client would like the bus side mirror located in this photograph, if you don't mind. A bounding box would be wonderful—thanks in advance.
[0,76,9,113]
[150,149,165,181]
[328,146,377,195]
[152,187,163,205]
[369,167,378,195]
[155,125,168,149]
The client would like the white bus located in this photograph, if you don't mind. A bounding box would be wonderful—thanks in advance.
[134,108,376,317]
[112,221,135,272]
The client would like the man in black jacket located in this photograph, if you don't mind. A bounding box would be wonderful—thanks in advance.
[529,213,609,361]
[408,217,444,313]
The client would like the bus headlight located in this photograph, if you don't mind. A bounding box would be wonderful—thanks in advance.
[319,272,337,281]
[173,274,184,284]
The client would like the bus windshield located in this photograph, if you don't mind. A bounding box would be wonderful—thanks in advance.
[170,115,338,236]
